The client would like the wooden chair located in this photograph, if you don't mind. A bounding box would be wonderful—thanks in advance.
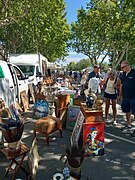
[33,115,63,145]
[1,142,30,180]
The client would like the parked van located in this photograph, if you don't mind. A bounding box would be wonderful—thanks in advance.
[0,60,28,107]
[9,54,48,91]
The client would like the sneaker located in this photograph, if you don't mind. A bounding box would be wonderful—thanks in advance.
[121,125,132,132]
[131,130,135,137]
[113,121,117,126]
[104,119,113,124]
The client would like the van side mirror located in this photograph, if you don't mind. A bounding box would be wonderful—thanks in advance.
[25,75,29,79]
[20,74,28,80]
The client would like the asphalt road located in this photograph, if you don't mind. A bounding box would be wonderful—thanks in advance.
[0,103,135,180]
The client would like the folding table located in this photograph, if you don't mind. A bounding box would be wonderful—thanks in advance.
[1,143,30,180]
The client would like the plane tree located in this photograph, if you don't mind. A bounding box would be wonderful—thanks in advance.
[0,0,71,62]
[0,0,27,26]
[71,7,108,66]
[70,0,135,69]
[104,0,135,68]
[66,58,92,71]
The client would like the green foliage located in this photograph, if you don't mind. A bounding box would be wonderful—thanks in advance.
[66,58,92,71]
[66,62,76,71]
[0,0,71,62]
[70,0,135,69]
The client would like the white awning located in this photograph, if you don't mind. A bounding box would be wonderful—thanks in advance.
[47,62,57,69]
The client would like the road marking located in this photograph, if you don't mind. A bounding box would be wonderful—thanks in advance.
[112,177,130,179]
[105,132,135,145]
[105,158,131,167]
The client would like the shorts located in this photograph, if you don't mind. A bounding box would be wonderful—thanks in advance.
[121,98,135,115]
[104,92,117,100]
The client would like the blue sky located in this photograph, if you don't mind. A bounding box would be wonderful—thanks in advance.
[58,0,89,65]
[64,0,89,24]
[57,0,109,66]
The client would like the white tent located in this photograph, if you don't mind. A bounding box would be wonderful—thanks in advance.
[46,61,57,69]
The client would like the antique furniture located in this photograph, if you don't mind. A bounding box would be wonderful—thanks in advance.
[57,94,70,109]
[73,98,81,106]
[56,94,70,118]
[77,103,103,149]
[1,143,30,180]
[80,103,103,123]
[44,86,58,116]
[33,116,63,145]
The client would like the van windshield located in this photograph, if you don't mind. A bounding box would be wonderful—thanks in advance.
[18,65,35,76]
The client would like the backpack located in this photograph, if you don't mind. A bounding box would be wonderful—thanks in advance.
[33,100,49,119]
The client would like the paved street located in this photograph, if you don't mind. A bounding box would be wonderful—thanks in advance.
[0,103,135,180]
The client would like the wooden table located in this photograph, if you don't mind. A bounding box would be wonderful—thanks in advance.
[1,143,30,180]
[80,103,103,123]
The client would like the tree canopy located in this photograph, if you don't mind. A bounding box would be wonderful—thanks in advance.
[70,0,135,68]
[0,0,71,62]
[66,58,92,71]
[0,0,134,67]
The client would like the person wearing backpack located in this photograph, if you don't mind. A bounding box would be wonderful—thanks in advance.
[103,70,120,125]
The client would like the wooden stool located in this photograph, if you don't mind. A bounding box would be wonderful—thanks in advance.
[1,143,30,180]
[33,116,63,145]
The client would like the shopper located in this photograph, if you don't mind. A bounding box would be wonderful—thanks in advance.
[87,64,101,82]
[80,69,88,86]
[86,65,102,94]
[103,70,120,125]
[118,61,135,132]
[80,69,89,100]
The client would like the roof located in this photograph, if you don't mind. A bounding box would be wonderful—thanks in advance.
[9,53,47,65]
[9,53,60,69]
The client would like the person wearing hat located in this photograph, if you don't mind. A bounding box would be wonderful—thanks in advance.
[118,61,135,135]
[87,65,101,81]
[103,70,120,125]
[85,64,101,91]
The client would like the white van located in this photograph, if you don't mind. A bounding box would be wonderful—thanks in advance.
[9,54,48,92]
[0,60,28,107]
[12,64,28,94]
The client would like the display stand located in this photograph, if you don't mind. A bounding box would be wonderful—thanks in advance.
[78,103,104,156]
[80,102,103,123]
[44,86,58,117]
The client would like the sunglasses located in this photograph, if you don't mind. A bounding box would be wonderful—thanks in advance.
[121,65,127,69]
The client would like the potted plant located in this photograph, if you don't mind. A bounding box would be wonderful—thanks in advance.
[60,144,85,179]
[1,106,24,156]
